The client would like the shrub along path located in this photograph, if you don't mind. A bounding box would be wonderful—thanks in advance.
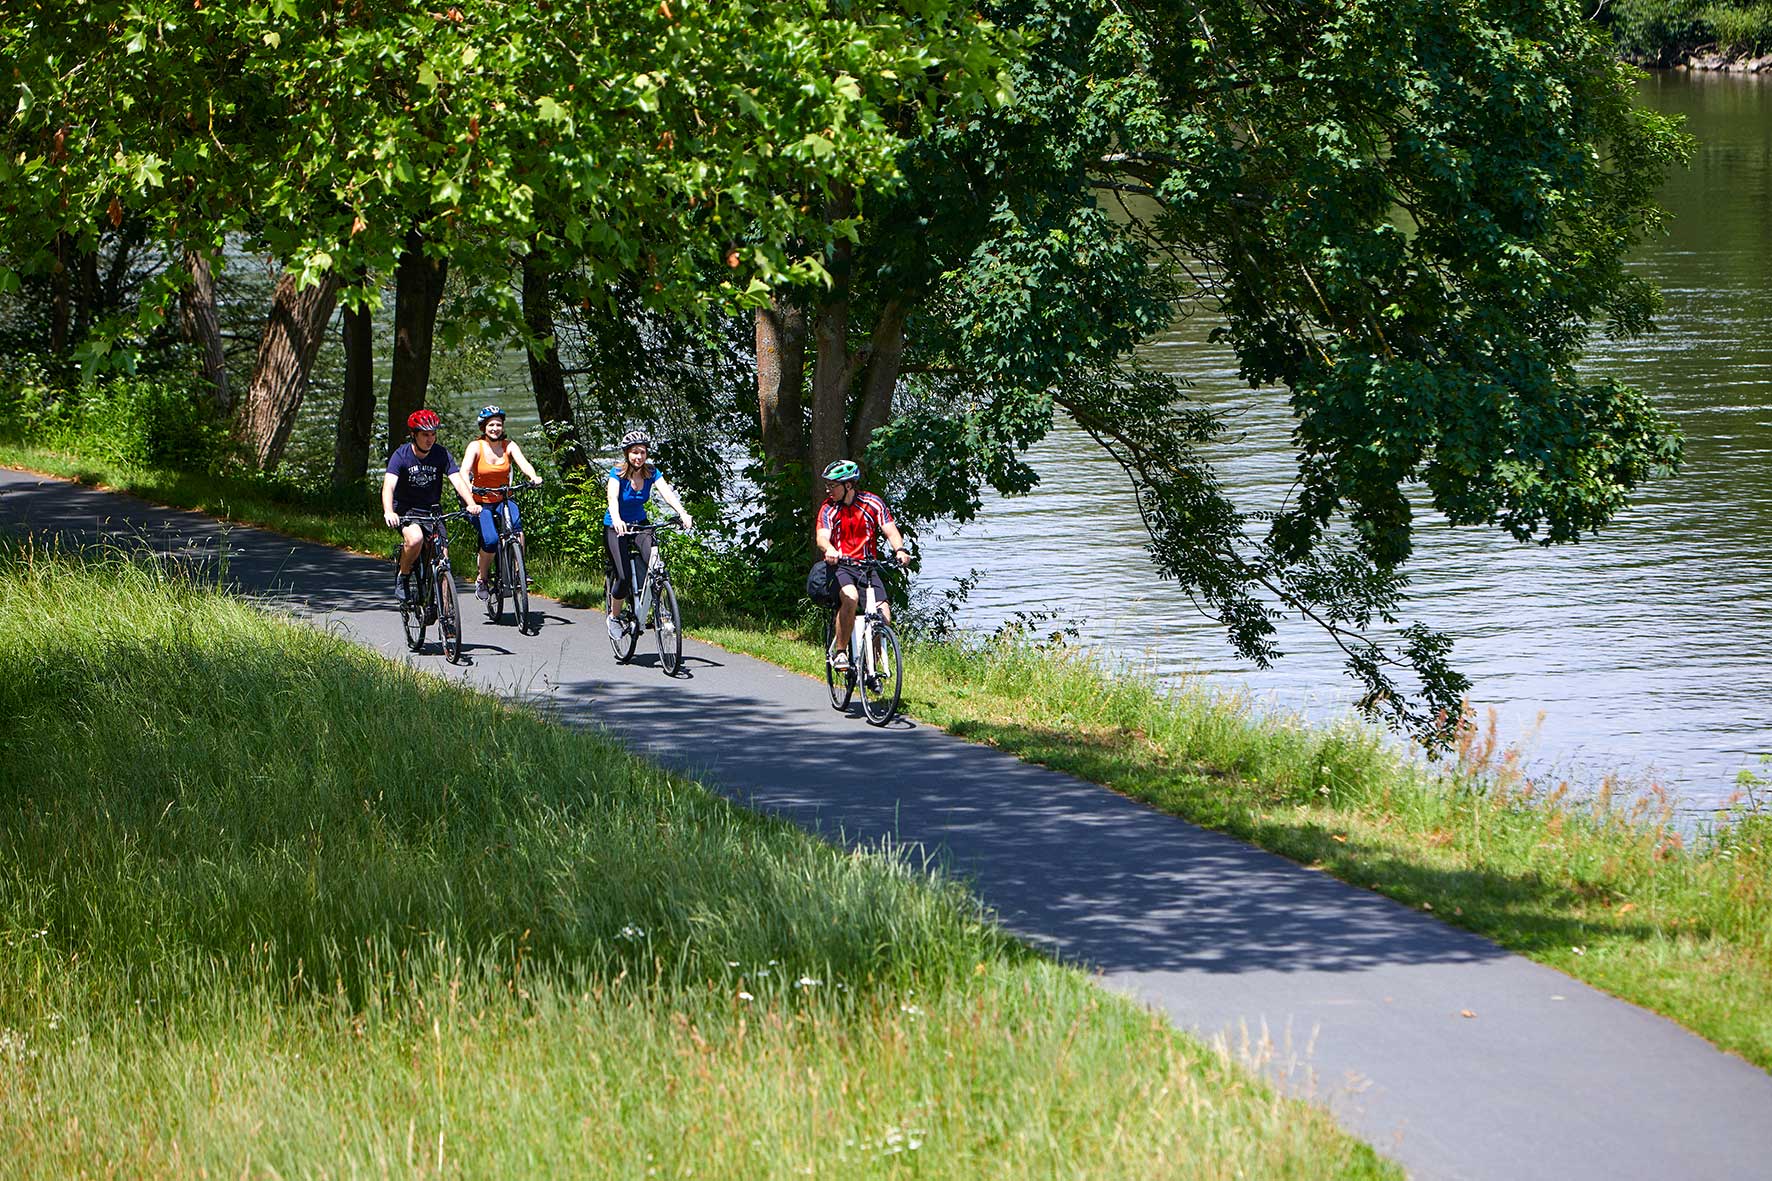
[4,466,1769,1181]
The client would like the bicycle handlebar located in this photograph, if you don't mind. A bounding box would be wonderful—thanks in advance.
[469,481,542,496]
[833,555,907,571]
[397,509,470,526]
[611,519,686,535]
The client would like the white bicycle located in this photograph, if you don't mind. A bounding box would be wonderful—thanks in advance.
[824,557,903,726]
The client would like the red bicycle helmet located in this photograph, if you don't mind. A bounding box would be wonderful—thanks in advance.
[407,409,441,431]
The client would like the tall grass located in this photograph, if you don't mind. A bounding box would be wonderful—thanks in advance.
[0,548,1391,1179]
[698,621,1772,1070]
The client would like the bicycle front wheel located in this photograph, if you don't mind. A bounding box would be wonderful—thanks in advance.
[605,575,638,662]
[654,578,682,676]
[510,540,533,634]
[437,565,463,664]
[824,613,854,710]
[859,621,902,726]
[403,561,430,652]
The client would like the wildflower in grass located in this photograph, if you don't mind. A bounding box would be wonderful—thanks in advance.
[796,976,821,988]
[737,991,754,1002]
[900,1003,923,1016]
[618,925,646,941]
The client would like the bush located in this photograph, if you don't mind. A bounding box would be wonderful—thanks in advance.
[2,365,224,470]
[1700,1,1772,51]
[1607,0,1711,59]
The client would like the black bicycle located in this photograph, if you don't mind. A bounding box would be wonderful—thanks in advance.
[824,556,903,725]
[397,509,469,664]
[471,481,540,634]
[605,521,684,676]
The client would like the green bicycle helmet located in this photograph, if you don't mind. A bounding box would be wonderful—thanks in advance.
[821,459,860,482]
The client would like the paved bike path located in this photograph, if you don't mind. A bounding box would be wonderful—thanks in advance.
[4,467,1769,1181]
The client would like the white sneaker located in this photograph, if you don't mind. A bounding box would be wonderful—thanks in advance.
[608,615,625,640]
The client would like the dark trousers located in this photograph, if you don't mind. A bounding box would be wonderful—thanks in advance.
[604,526,654,600]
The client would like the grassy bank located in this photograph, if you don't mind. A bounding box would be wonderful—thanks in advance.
[7,445,1770,1074]
[700,621,1772,1071]
[0,548,1391,1178]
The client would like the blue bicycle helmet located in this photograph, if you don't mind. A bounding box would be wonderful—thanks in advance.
[477,405,505,423]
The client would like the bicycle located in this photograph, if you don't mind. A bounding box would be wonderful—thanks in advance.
[397,509,469,664]
[470,481,540,635]
[604,520,685,676]
[824,556,903,726]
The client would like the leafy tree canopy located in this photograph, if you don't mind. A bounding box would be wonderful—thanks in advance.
[0,0,1014,359]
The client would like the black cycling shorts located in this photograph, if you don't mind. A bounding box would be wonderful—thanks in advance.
[834,565,887,607]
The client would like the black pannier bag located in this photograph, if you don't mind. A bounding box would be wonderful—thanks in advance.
[806,559,838,607]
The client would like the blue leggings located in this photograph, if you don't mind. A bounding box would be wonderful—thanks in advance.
[475,499,520,552]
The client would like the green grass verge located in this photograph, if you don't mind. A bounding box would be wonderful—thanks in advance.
[8,443,1769,1074]
[0,548,1393,1179]
[695,622,1772,1072]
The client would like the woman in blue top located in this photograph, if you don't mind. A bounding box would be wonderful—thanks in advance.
[604,430,693,641]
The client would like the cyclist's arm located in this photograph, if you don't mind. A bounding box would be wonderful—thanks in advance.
[815,507,839,564]
[448,468,480,513]
[882,517,910,564]
[381,472,400,527]
[605,475,625,532]
[653,475,691,529]
[508,442,541,484]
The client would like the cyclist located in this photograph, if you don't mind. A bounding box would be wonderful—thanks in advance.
[461,405,543,602]
[381,408,481,604]
[604,430,693,642]
[816,459,910,671]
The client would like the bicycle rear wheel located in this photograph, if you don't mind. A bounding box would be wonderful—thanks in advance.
[437,564,463,664]
[510,540,533,634]
[824,613,854,710]
[485,541,504,624]
[654,577,682,676]
[605,574,638,662]
[859,620,902,726]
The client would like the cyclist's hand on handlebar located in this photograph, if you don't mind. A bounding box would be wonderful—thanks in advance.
[677,514,693,533]
[895,548,912,568]
[466,502,483,515]
[384,510,401,528]
[823,548,840,565]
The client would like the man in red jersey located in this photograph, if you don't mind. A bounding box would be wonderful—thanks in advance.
[816,459,911,671]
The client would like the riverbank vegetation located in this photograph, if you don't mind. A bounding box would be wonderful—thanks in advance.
[0,546,1394,1178]
[1608,0,1772,63]
[7,440,1770,1074]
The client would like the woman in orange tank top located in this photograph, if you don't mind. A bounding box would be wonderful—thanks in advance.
[462,406,542,602]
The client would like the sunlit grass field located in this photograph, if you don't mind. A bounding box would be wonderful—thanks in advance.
[0,548,1392,1178]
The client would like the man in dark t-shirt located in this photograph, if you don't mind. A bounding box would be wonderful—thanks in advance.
[381,408,480,603]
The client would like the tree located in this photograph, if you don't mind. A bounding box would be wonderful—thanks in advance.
[734,0,1689,742]
[1,0,1013,459]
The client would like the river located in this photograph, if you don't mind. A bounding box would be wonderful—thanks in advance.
[916,72,1772,811]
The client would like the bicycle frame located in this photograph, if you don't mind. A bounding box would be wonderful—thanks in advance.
[613,523,674,622]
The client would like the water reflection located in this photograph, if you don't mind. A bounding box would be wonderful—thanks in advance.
[922,73,1772,809]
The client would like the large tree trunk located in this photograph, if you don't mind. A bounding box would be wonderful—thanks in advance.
[236,270,341,469]
[756,294,808,471]
[49,234,72,359]
[330,301,375,489]
[179,247,231,413]
[808,188,858,519]
[520,254,587,474]
[847,297,909,460]
[386,227,449,454]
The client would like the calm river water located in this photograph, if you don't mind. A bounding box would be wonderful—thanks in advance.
[918,72,1772,810]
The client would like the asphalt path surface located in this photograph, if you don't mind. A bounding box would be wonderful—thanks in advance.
[4,466,1770,1180]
